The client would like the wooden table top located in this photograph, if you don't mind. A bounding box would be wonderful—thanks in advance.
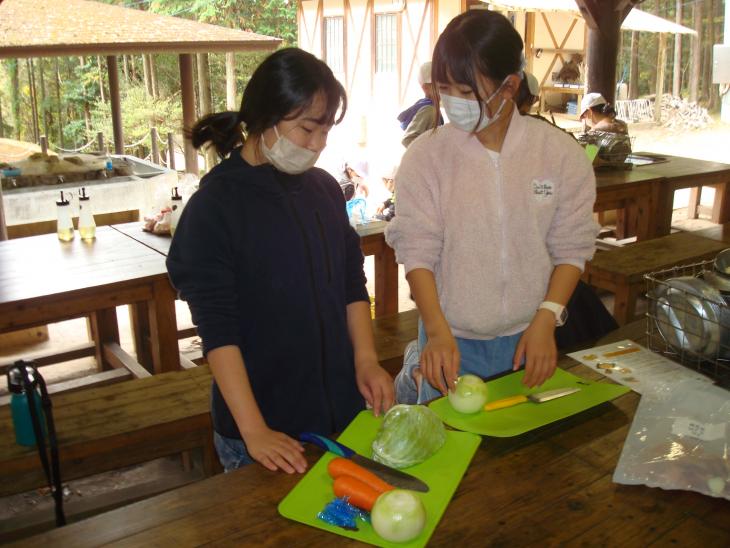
[16,323,730,547]
[587,230,730,282]
[0,226,168,306]
[595,154,730,191]
[110,221,389,258]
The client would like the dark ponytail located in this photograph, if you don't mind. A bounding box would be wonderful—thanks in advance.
[188,48,347,159]
[595,103,617,117]
[188,111,243,159]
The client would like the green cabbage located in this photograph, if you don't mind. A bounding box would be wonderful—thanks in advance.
[371,404,446,469]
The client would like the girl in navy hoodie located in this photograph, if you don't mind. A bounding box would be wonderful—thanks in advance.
[167,48,394,474]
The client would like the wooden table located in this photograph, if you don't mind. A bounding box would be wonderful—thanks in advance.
[15,323,730,547]
[595,154,730,241]
[111,221,399,318]
[0,226,180,374]
[584,229,730,324]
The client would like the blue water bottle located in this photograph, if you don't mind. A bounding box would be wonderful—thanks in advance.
[7,361,46,447]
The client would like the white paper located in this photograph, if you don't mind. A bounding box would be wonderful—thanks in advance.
[567,340,712,394]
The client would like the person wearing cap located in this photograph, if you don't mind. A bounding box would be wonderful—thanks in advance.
[580,92,628,135]
[397,62,444,148]
[515,71,540,115]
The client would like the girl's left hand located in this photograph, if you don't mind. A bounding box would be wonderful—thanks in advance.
[355,359,395,417]
[512,310,558,388]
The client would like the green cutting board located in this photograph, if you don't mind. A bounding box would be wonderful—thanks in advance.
[278,410,481,547]
[429,368,630,437]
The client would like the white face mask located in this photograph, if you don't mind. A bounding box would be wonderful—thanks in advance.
[260,126,320,174]
[441,81,508,133]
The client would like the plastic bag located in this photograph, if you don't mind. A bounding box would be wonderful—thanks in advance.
[613,379,730,500]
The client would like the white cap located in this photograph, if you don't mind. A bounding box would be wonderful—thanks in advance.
[580,92,607,117]
[524,72,539,96]
[418,62,432,85]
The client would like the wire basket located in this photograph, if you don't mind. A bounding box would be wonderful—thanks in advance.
[645,259,730,388]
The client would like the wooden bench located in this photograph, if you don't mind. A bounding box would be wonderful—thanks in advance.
[0,365,216,499]
[584,230,730,325]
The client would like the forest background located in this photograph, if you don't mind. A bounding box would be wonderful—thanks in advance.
[0,0,726,160]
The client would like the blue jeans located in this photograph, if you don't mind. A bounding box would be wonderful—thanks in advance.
[214,432,254,472]
[395,320,523,404]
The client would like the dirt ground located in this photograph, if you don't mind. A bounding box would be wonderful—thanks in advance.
[1,115,728,535]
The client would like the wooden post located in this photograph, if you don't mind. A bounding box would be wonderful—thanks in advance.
[40,135,48,158]
[196,53,216,171]
[167,132,176,171]
[107,55,124,154]
[0,184,8,241]
[226,52,237,110]
[577,0,633,104]
[654,32,667,124]
[150,127,160,165]
[179,53,198,174]
[672,0,683,97]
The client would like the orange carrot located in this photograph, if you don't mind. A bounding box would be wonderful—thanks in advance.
[333,475,382,512]
[327,457,395,494]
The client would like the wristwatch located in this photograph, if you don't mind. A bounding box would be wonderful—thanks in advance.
[538,301,568,327]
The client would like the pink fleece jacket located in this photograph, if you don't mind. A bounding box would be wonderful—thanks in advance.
[385,109,598,339]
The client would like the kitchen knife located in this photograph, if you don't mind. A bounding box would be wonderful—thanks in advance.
[300,432,430,492]
[483,387,581,411]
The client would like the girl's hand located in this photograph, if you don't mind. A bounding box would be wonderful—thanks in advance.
[513,310,558,388]
[355,359,395,417]
[241,426,307,474]
[421,330,460,395]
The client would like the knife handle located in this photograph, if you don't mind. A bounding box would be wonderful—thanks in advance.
[299,432,355,458]
[484,394,529,411]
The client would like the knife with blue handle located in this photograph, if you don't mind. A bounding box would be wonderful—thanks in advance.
[300,432,429,492]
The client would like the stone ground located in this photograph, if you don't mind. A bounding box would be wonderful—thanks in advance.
[1,116,728,537]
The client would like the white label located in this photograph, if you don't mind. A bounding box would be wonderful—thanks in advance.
[532,179,555,200]
[671,417,727,441]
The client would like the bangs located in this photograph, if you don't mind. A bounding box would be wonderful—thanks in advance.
[433,30,485,102]
[281,73,347,126]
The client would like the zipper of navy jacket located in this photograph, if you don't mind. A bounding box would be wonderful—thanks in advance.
[315,211,332,283]
[274,173,336,432]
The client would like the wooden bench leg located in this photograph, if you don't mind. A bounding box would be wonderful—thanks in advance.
[130,301,154,373]
[612,284,642,326]
[688,186,702,220]
[148,279,180,373]
[89,308,120,371]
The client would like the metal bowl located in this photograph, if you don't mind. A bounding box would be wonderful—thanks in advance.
[650,276,730,359]
[712,248,730,280]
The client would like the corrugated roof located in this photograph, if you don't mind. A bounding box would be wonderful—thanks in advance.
[488,1,697,35]
[0,0,281,59]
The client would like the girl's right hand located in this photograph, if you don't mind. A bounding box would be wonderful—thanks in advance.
[420,330,460,395]
[242,426,307,474]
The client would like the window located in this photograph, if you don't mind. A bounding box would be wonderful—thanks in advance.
[375,13,397,73]
[323,16,344,74]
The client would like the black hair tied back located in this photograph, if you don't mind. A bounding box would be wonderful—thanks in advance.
[187,111,243,160]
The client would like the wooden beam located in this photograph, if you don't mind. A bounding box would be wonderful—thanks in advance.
[179,53,198,175]
[103,342,152,379]
[106,55,123,154]
[0,342,95,375]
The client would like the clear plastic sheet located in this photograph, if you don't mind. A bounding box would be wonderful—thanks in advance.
[613,380,730,500]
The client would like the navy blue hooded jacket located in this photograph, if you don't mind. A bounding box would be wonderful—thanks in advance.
[166,149,368,439]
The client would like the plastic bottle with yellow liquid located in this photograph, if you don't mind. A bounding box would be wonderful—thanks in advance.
[78,187,96,240]
[56,191,74,242]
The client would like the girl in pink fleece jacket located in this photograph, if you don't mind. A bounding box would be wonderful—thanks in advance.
[385,10,598,402]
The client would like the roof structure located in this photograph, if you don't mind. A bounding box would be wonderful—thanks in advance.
[487,0,697,34]
[0,0,281,59]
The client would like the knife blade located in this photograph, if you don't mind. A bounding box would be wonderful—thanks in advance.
[300,432,430,492]
[483,387,581,411]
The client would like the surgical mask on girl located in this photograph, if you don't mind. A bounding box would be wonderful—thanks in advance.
[441,80,509,133]
[260,125,320,174]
